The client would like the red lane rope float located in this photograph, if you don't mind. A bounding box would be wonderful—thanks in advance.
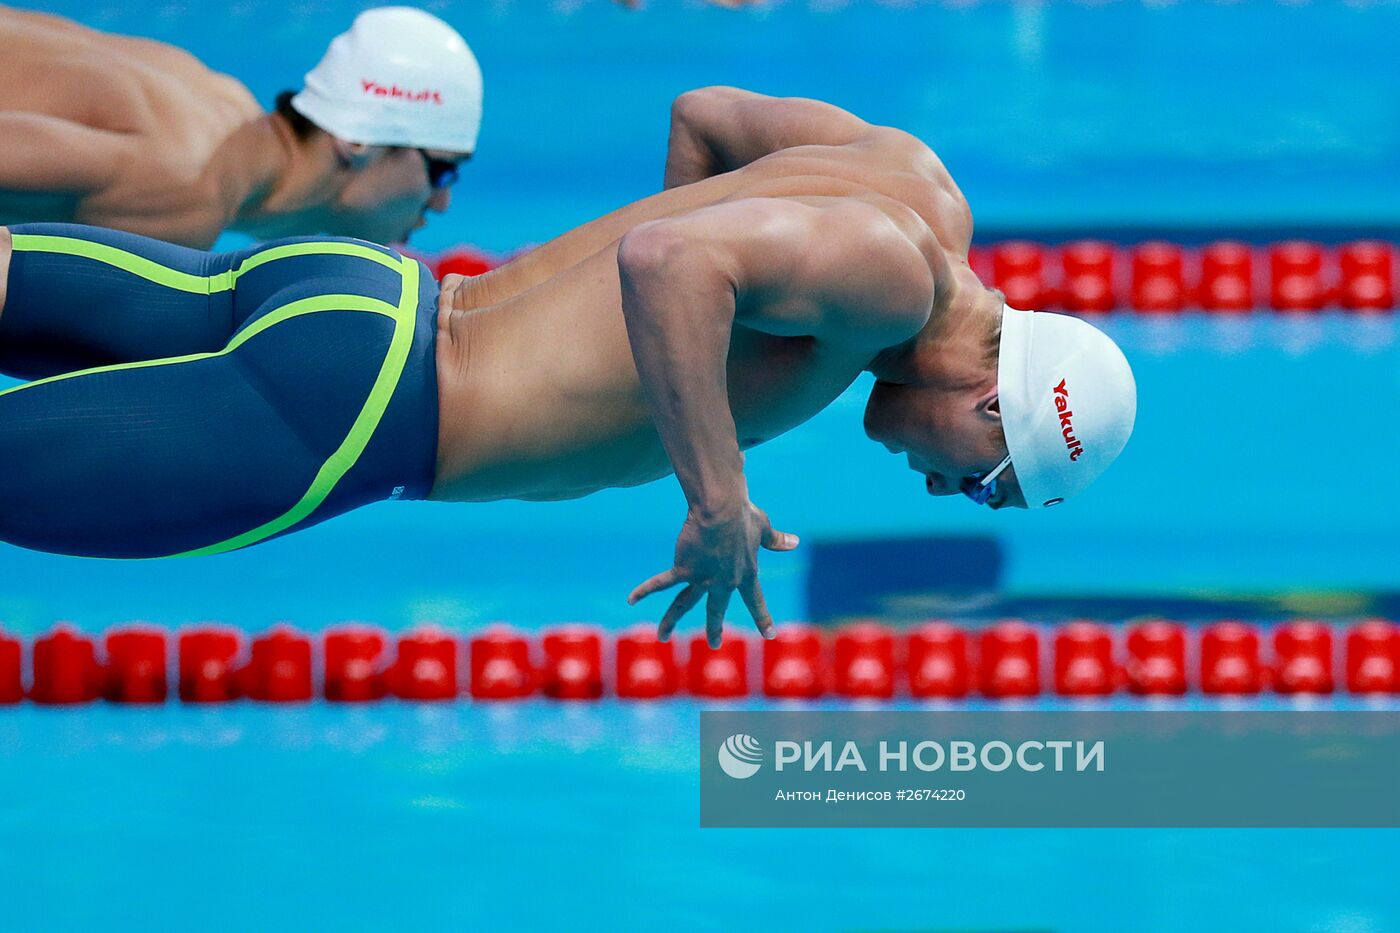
[907,622,971,698]
[324,624,388,702]
[616,626,680,699]
[244,626,313,702]
[687,633,749,698]
[31,625,102,705]
[469,626,535,700]
[1060,240,1118,314]
[1131,242,1189,313]
[104,625,168,703]
[1199,241,1254,312]
[1199,620,1265,695]
[178,626,242,703]
[2,619,1400,705]
[968,239,1397,314]
[901,622,968,694]
[1347,621,1400,694]
[1273,620,1334,695]
[0,631,24,704]
[389,627,459,701]
[833,622,897,700]
[1124,620,1188,696]
[763,624,827,699]
[979,620,1042,698]
[541,625,604,700]
[1339,242,1396,310]
[1054,621,1116,697]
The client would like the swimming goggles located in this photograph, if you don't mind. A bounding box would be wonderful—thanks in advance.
[418,150,467,189]
[959,454,1013,507]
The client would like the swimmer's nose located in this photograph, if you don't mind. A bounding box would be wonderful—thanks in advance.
[925,472,955,496]
[427,187,452,213]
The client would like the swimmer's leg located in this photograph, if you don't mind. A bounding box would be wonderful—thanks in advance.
[0,223,244,380]
[0,266,435,559]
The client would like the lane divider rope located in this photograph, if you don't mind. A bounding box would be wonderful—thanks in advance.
[420,239,1398,314]
[3,618,1398,704]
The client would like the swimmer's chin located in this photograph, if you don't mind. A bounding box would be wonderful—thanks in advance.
[393,220,426,245]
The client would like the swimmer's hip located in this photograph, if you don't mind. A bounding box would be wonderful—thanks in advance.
[0,224,439,558]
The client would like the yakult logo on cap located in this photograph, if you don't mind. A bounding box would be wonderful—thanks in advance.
[360,79,444,105]
[1054,379,1084,462]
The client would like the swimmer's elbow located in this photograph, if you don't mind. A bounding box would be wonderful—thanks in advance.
[617,222,686,281]
[617,222,737,328]
[669,87,737,147]
[670,87,713,122]
[671,86,755,120]
[864,125,928,154]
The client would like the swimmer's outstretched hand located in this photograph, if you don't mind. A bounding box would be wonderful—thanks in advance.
[628,501,798,648]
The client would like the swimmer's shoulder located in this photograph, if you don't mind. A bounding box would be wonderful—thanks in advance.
[105,30,261,127]
[853,128,974,257]
[3,8,259,133]
[741,133,973,258]
[3,6,224,85]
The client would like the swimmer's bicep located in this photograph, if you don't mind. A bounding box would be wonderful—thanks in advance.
[0,113,125,194]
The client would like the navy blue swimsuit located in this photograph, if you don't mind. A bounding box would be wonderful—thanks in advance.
[0,223,439,558]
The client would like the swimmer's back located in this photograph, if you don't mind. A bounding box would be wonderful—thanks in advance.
[0,8,260,240]
[0,8,254,132]
[433,124,973,502]
[462,128,972,312]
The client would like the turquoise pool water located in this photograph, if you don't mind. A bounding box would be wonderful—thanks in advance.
[3,700,1398,932]
[5,1,1400,929]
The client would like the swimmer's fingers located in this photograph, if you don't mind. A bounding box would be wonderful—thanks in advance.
[629,568,681,605]
[739,577,777,641]
[657,585,703,642]
[760,526,800,551]
[752,506,799,552]
[705,589,733,649]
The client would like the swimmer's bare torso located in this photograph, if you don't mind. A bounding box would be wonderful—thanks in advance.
[432,87,980,506]
[0,8,272,247]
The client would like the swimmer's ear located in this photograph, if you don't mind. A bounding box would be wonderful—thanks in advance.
[975,387,1003,423]
[329,137,379,170]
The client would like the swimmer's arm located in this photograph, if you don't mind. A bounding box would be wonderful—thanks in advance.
[0,113,123,202]
[620,196,934,640]
[619,197,934,510]
[664,87,875,188]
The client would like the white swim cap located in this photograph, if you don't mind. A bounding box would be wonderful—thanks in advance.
[997,306,1137,509]
[291,7,482,153]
